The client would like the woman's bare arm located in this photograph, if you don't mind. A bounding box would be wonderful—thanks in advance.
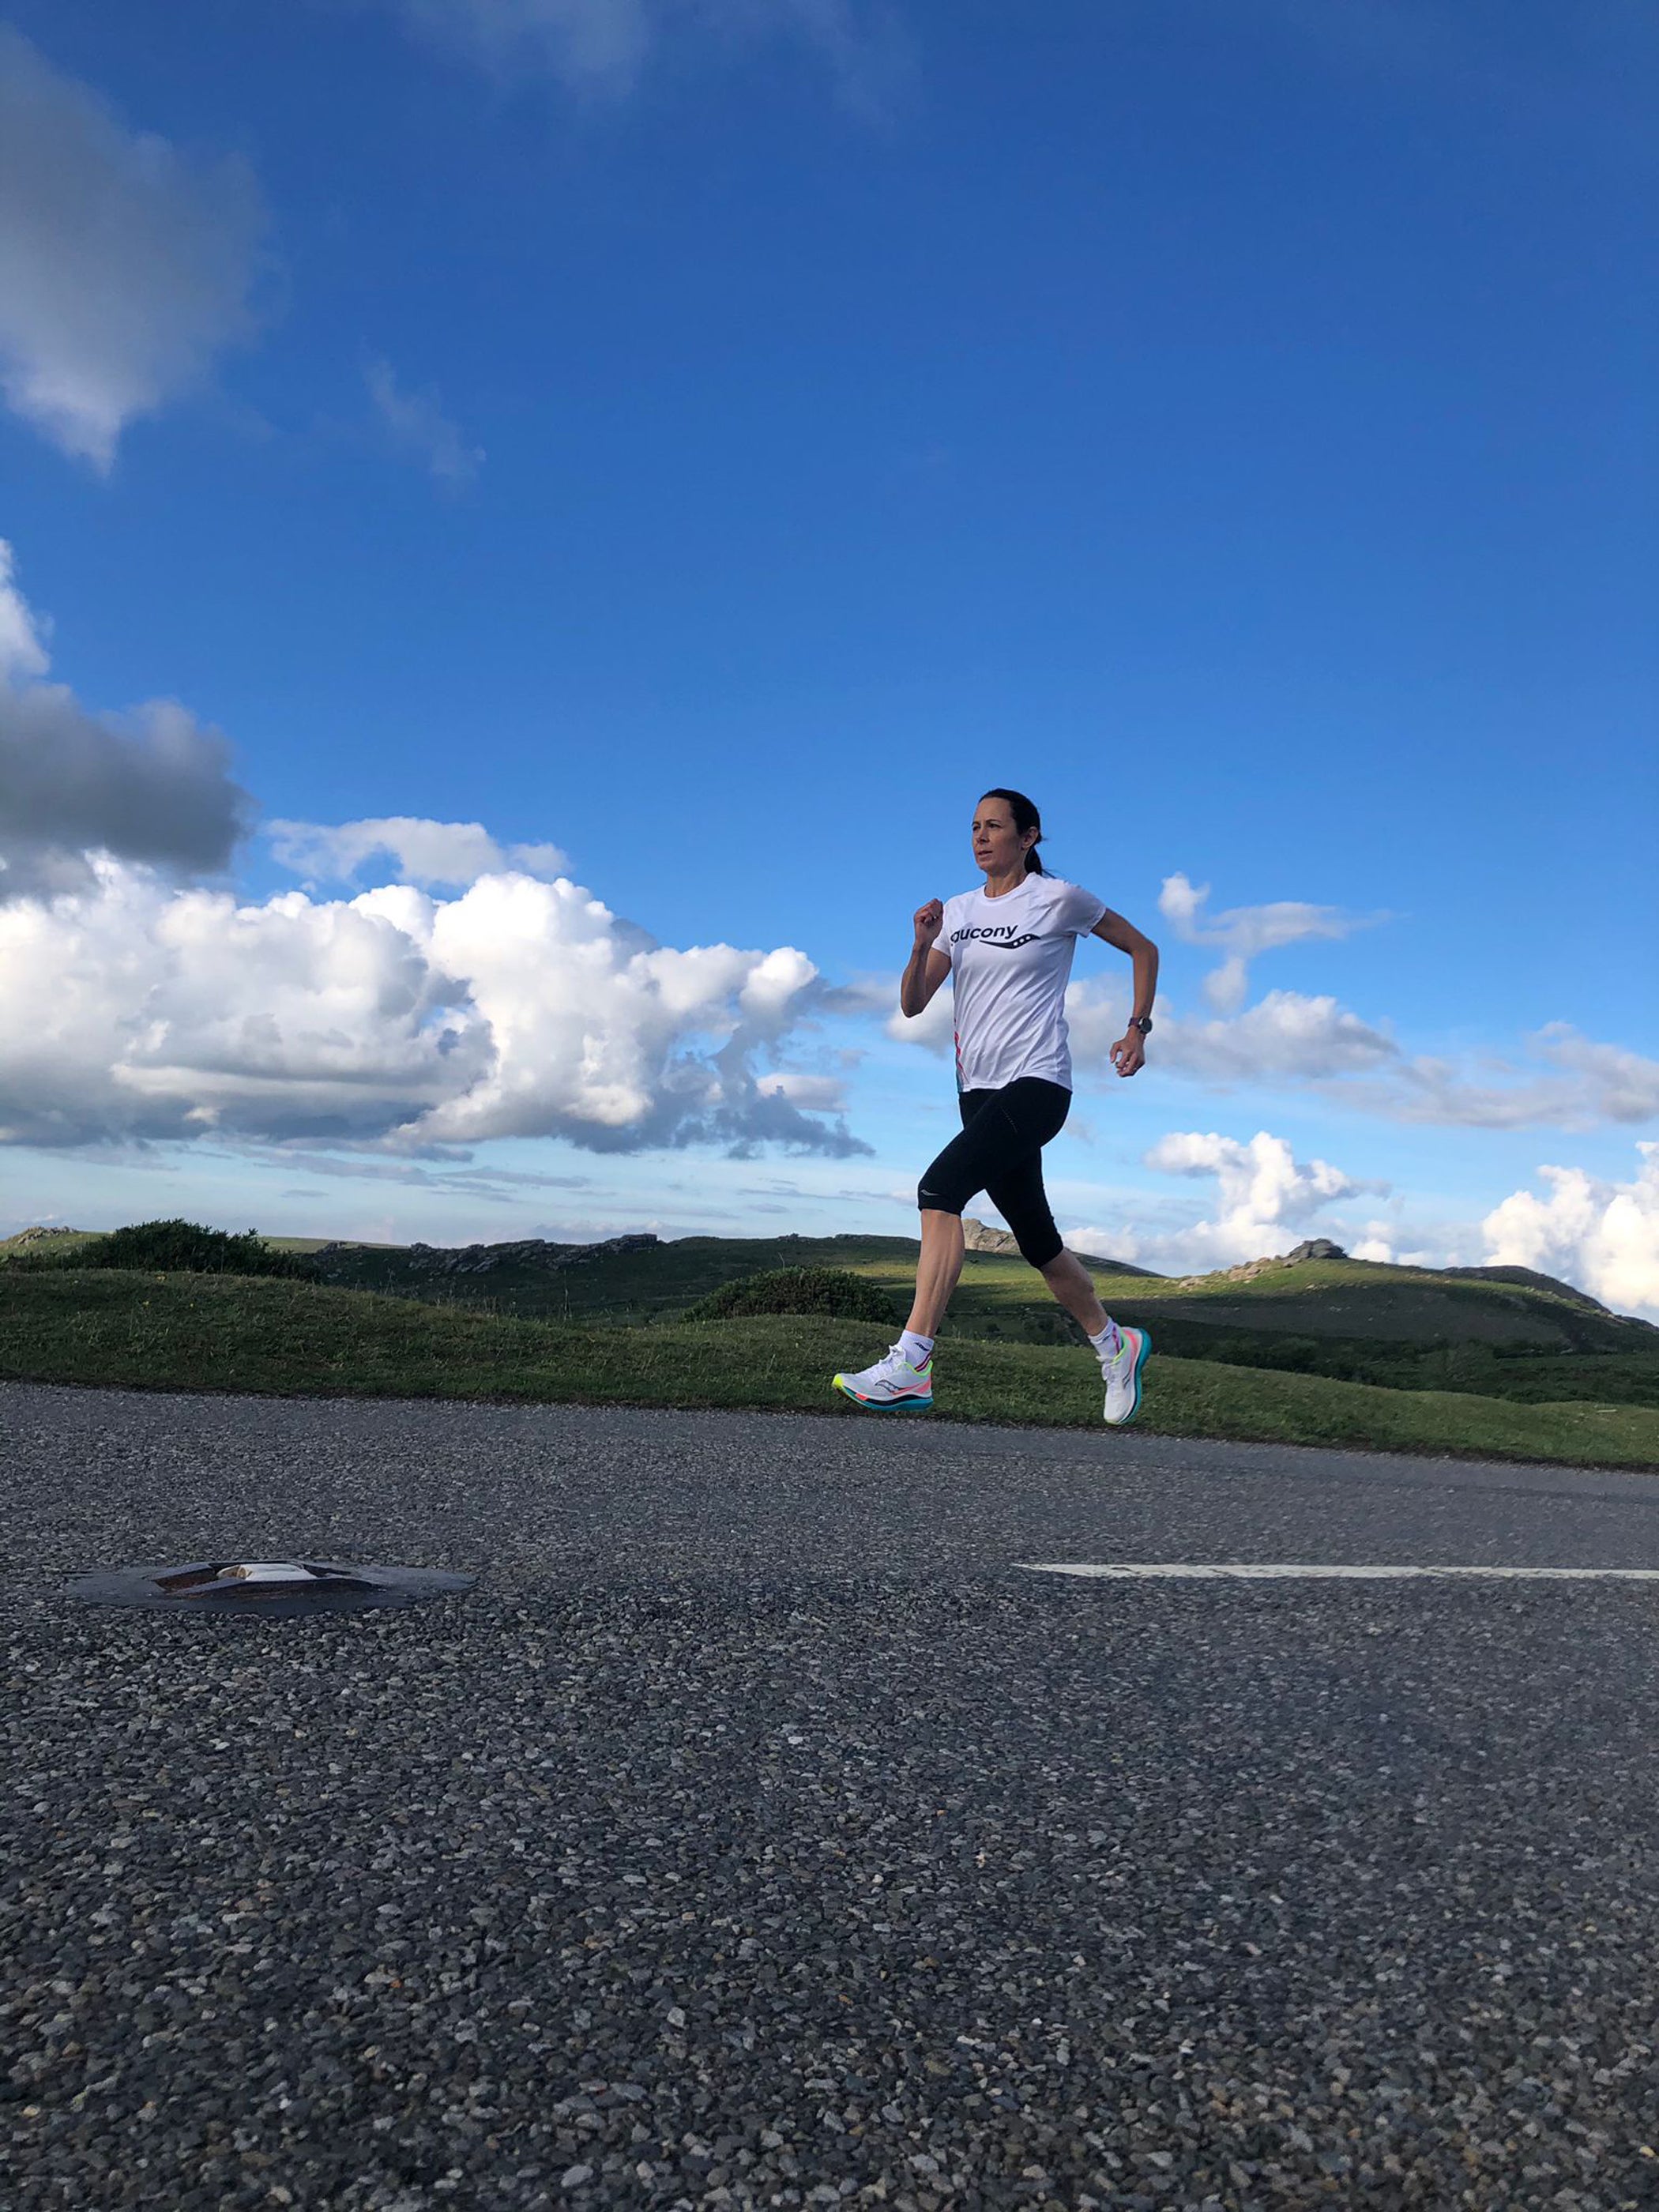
[901,898,951,1017]
[1091,908,1159,1076]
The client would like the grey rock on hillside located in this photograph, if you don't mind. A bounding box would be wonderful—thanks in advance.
[961,1217,1142,1273]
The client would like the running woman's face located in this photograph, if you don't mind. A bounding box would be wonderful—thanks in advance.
[972,799,1036,878]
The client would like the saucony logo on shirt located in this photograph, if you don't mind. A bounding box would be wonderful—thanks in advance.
[951,925,1044,948]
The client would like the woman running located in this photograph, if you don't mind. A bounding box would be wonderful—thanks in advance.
[833,788,1159,1425]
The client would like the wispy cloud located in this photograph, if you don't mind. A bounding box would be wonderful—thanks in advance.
[0,28,267,466]
[1066,980,1399,1086]
[380,0,907,111]
[1157,871,1384,1014]
[250,1146,593,1200]
[393,0,649,87]
[1328,1027,1659,1132]
[878,943,1656,1137]
[366,359,483,488]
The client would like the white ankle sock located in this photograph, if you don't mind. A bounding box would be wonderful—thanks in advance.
[900,1330,935,1368]
[1089,1319,1122,1360]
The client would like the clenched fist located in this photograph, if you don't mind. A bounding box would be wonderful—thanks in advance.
[913,897,944,949]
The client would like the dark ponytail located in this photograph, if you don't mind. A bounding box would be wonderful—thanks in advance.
[981,788,1044,874]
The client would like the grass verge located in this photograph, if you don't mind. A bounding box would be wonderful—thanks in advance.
[3,1270,1657,1472]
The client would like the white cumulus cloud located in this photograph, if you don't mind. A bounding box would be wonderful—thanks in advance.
[1483,1146,1659,1319]
[0,29,266,466]
[0,853,867,1159]
[1029,1219,1145,1268]
[0,540,253,901]
[883,981,954,1054]
[269,816,568,889]
[0,540,50,679]
[1139,1127,1387,1271]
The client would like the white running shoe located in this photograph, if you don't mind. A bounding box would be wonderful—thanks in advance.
[833,1342,935,1413]
[1100,1326,1151,1426]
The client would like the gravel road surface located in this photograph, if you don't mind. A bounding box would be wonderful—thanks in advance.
[6,1381,1659,2210]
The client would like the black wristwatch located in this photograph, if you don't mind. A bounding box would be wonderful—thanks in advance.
[1127,1014,1153,1036]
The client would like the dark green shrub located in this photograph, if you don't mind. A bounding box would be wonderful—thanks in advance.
[22,1219,318,1280]
[683,1266,899,1326]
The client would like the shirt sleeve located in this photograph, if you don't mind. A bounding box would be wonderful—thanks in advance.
[933,897,957,966]
[1055,881,1108,936]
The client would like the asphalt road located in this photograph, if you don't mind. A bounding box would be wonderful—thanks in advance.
[6,1381,1659,2211]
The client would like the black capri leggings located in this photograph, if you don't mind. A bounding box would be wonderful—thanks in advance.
[916,1077,1071,1270]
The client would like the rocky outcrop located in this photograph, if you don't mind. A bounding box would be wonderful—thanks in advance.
[1176,1240,1349,1289]
[961,1219,1023,1257]
[961,1217,1130,1270]
[1,1224,86,1249]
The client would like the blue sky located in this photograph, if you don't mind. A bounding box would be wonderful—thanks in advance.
[1,0,1655,1311]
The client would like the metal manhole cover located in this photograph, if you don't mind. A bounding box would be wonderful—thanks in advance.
[64,1559,475,1616]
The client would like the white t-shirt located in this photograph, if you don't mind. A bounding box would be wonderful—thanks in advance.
[936,873,1107,1093]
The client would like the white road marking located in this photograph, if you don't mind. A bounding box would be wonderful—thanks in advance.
[1020,1563,1659,1582]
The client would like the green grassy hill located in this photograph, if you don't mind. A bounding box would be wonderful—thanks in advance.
[0,1227,105,1261]
[8,1222,1656,1416]
[2,1267,1656,1472]
[269,1228,1641,1336]
[289,1230,927,1322]
[293,1231,1658,1408]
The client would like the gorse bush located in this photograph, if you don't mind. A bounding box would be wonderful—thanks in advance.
[23,1220,318,1280]
[683,1266,900,1326]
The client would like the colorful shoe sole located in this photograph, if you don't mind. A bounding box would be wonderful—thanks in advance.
[833,1375,933,1412]
[1106,1328,1152,1425]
